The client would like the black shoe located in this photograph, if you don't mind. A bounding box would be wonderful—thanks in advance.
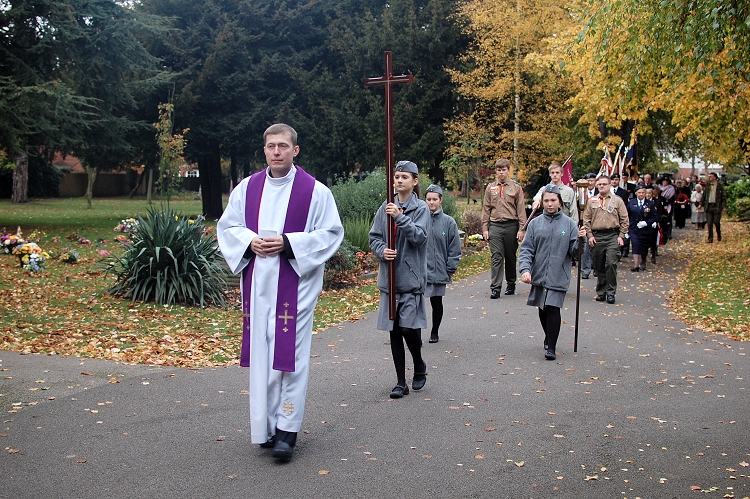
[595,294,606,301]
[412,361,427,391]
[490,289,500,299]
[504,285,515,295]
[630,267,639,272]
[545,349,556,360]
[606,295,615,304]
[259,435,276,448]
[640,266,647,271]
[582,274,590,279]
[272,430,297,462]
[390,384,409,398]
[428,333,439,343]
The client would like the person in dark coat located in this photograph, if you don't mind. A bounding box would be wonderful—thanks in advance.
[627,185,657,271]
[674,179,692,229]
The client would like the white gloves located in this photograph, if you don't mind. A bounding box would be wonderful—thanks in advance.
[652,222,657,228]
[637,221,647,228]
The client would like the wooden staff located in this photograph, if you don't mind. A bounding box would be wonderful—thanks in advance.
[573,178,589,352]
[365,52,413,320]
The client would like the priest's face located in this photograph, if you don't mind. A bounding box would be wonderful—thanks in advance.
[264,132,299,177]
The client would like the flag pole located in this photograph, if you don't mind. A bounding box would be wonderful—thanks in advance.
[573,178,589,352]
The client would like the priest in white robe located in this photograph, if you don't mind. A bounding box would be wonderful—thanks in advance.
[218,123,343,462]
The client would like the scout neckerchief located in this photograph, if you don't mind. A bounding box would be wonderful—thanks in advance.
[241,165,315,371]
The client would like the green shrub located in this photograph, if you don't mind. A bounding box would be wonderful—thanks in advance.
[726,178,750,217]
[441,192,458,219]
[105,207,229,307]
[343,216,371,253]
[331,170,387,222]
[324,238,359,290]
[734,197,750,221]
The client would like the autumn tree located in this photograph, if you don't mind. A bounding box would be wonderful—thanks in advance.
[569,1,750,174]
[444,0,577,185]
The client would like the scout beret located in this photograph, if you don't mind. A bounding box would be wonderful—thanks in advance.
[395,161,418,174]
[425,184,443,196]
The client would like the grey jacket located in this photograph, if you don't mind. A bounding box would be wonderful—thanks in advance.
[369,192,430,294]
[518,210,579,292]
[426,209,462,285]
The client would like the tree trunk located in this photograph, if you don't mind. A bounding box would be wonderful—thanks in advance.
[512,0,520,180]
[129,168,145,198]
[11,152,29,204]
[85,165,98,209]
[229,148,238,192]
[198,143,224,219]
[147,168,154,204]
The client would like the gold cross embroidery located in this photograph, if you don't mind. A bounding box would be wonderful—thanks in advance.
[278,304,295,334]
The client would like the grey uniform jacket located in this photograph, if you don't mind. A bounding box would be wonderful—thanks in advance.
[518,210,579,292]
[425,209,462,285]
[369,192,430,294]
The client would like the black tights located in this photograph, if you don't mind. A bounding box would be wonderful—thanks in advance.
[390,315,424,386]
[538,306,561,351]
[430,296,443,336]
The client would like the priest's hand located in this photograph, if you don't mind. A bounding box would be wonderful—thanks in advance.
[251,236,284,258]
[383,248,397,261]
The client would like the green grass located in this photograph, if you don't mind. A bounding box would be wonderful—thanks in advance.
[0,195,494,367]
[0,195,206,232]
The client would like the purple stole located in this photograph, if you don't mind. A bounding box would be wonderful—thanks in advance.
[241,166,316,371]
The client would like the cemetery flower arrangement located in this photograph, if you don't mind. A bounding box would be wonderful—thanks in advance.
[114,217,139,233]
[12,242,49,272]
[465,234,484,247]
[60,249,79,264]
[2,233,26,254]
[355,251,376,275]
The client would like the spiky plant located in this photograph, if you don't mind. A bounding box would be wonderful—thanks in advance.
[106,207,229,307]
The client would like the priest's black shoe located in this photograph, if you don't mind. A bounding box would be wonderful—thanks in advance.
[272,429,297,463]
[504,285,515,295]
[428,333,439,343]
[413,361,427,391]
[545,349,556,360]
[606,295,616,304]
[595,294,606,301]
[490,289,500,299]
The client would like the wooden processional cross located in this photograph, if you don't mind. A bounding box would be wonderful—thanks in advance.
[364,51,414,320]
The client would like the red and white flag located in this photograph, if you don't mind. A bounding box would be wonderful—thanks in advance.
[561,154,574,187]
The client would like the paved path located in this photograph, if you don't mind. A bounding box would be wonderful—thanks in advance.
[2,228,748,498]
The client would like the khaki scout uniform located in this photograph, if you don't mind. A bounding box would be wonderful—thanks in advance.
[482,179,527,293]
[583,193,629,298]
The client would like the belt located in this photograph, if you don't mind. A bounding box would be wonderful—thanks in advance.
[593,228,619,234]
[490,219,519,224]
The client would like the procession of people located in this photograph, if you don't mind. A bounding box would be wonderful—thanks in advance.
[219,125,725,462]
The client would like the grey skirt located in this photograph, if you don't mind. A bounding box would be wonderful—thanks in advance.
[424,282,446,297]
[376,291,427,331]
[526,285,566,310]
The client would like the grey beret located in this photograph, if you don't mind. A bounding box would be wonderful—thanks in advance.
[395,160,418,174]
[425,184,443,196]
[543,183,561,195]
